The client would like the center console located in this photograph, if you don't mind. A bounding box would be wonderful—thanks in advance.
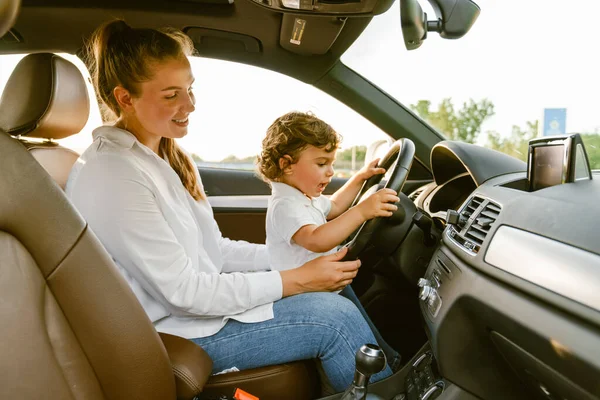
[404,351,444,400]
[417,248,459,323]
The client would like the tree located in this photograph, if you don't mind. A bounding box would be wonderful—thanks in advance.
[221,155,256,163]
[410,98,495,143]
[190,153,203,162]
[337,146,366,162]
[486,121,539,161]
[580,133,600,170]
[221,155,239,163]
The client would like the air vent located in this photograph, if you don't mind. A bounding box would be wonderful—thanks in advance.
[447,196,501,255]
[409,187,425,201]
[464,200,501,246]
[463,196,484,219]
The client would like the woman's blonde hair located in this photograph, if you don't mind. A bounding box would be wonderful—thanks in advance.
[257,111,341,182]
[86,19,204,200]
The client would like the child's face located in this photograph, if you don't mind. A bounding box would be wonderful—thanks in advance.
[282,145,336,197]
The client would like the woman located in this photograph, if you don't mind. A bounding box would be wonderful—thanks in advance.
[66,20,392,392]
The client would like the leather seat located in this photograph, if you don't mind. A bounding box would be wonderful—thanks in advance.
[1,113,189,399]
[0,51,321,400]
[202,360,319,400]
[0,52,89,189]
[0,48,217,398]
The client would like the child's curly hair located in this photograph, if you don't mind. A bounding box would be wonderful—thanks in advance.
[257,111,342,182]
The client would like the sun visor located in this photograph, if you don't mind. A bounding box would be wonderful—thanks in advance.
[185,27,261,56]
[279,14,346,55]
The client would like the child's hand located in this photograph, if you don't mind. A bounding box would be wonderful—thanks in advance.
[356,158,386,181]
[357,188,400,220]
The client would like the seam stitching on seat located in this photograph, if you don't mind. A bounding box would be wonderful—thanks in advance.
[36,55,58,133]
[47,224,88,280]
[173,365,202,393]
[208,366,292,384]
[43,222,111,399]
[42,285,80,399]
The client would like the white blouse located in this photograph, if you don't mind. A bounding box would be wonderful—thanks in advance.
[66,126,282,339]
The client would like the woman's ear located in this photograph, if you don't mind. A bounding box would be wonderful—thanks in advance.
[278,155,294,175]
[113,86,134,113]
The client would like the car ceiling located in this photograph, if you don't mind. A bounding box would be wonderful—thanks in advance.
[3,0,375,83]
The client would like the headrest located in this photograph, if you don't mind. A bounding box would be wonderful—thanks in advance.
[0,53,90,140]
[0,0,20,38]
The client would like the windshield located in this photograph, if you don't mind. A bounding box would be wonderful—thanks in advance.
[342,0,600,169]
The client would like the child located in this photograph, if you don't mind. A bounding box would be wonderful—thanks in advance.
[258,111,400,271]
[258,111,402,369]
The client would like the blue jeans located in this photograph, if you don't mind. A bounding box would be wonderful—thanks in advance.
[191,292,392,393]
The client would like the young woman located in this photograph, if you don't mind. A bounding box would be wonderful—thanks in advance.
[65,20,393,393]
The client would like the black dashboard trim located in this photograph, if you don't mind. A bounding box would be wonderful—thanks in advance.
[430,141,526,186]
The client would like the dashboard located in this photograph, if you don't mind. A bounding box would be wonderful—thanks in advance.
[407,140,600,400]
[411,173,475,232]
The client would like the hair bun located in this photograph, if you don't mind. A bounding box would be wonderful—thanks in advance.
[107,19,133,35]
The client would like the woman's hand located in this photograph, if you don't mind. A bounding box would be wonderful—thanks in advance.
[357,188,399,220]
[280,247,361,297]
[355,158,386,181]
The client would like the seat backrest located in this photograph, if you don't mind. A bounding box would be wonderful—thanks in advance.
[0,53,90,189]
[0,6,175,399]
[0,109,176,400]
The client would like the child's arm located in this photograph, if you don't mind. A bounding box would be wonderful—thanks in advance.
[293,188,399,253]
[328,159,385,219]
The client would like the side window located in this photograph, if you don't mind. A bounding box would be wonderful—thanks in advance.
[183,57,390,178]
[0,53,102,153]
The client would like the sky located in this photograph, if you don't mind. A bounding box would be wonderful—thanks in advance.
[343,0,600,141]
[0,0,598,160]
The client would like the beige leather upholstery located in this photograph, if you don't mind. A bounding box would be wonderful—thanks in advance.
[159,333,213,400]
[202,361,319,400]
[0,0,20,39]
[157,332,320,400]
[0,53,90,189]
[22,141,80,189]
[0,53,89,139]
[0,130,179,399]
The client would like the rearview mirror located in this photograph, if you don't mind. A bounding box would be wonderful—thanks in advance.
[400,0,427,50]
[400,0,480,50]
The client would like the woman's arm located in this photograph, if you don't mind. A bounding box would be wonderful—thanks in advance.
[328,159,385,219]
[194,151,271,273]
[218,237,270,272]
[69,156,282,317]
[280,247,361,297]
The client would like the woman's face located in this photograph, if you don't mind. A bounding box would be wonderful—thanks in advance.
[127,57,196,147]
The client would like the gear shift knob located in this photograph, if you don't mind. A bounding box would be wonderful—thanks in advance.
[340,344,387,400]
[355,344,387,379]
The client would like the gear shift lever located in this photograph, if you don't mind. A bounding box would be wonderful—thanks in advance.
[339,344,387,400]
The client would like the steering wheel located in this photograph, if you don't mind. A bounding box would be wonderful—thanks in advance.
[342,138,415,261]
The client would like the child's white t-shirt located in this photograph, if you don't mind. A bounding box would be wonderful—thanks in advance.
[266,182,338,271]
